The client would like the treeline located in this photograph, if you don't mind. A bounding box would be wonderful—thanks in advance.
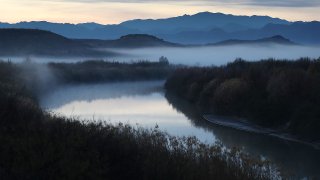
[0,61,280,179]
[47,60,173,84]
[165,58,320,141]
[2,59,174,96]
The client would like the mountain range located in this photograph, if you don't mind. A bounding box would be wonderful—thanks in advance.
[1,12,319,45]
[161,21,320,45]
[0,29,296,57]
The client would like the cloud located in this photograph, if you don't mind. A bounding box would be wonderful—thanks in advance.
[49,0,320,7]
[244,0,320,7]
[2,0,319,23]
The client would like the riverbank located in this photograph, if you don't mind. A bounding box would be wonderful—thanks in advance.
[165,58,320,142]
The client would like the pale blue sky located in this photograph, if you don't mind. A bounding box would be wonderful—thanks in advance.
[0,0,319,23]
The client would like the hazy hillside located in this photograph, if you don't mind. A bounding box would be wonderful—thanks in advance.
[159,21,320,45]
[77,34,181,48]
[0,29,114,57]
[0,21,141,39]
[244,21,320,45]
[210,35,296,46]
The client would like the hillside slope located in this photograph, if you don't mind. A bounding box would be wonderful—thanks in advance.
[76,34,181,48]
[210,35,296,46]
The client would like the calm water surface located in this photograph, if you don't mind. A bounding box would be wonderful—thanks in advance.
[40,81,216,143]
[40,81,320,178]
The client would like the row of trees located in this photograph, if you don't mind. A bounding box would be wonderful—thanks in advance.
[48,59,173,84]
[165,58,320,141]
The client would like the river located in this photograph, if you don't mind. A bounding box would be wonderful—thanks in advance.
[40,80,320,179]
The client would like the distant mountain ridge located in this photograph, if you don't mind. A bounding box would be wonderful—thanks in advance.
[119,12,290,33]
[1,12,319,45]
[1,12,306,43]
[0,28,300,57]
[0,28,299,57]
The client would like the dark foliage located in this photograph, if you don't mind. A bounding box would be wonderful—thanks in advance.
[47,60,174,84]
[165,58,320,141]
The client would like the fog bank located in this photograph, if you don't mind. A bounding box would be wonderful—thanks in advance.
[108,44,320,66]
[1,44,320,66]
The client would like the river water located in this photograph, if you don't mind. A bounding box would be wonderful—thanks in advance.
[40,80,320,179]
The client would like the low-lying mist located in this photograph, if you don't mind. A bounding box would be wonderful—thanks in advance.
[109,44,320,66]
[0,60,173,99]
[1,44,319,66]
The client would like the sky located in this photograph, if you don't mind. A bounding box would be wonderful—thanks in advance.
[0,0,319,24]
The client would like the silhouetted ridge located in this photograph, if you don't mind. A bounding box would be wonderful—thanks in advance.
[77,34,181,48]
[266,35,292,43]
[120,34,160,40]
[0,28,114,57]
[0,28,72,44]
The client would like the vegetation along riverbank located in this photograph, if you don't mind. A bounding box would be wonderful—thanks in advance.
[0,60,280,179]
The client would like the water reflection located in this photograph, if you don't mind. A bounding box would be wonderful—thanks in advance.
[41,81,216,144]
[40,81,165,109]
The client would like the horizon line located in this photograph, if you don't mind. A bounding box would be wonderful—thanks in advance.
[2,11,317,25]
